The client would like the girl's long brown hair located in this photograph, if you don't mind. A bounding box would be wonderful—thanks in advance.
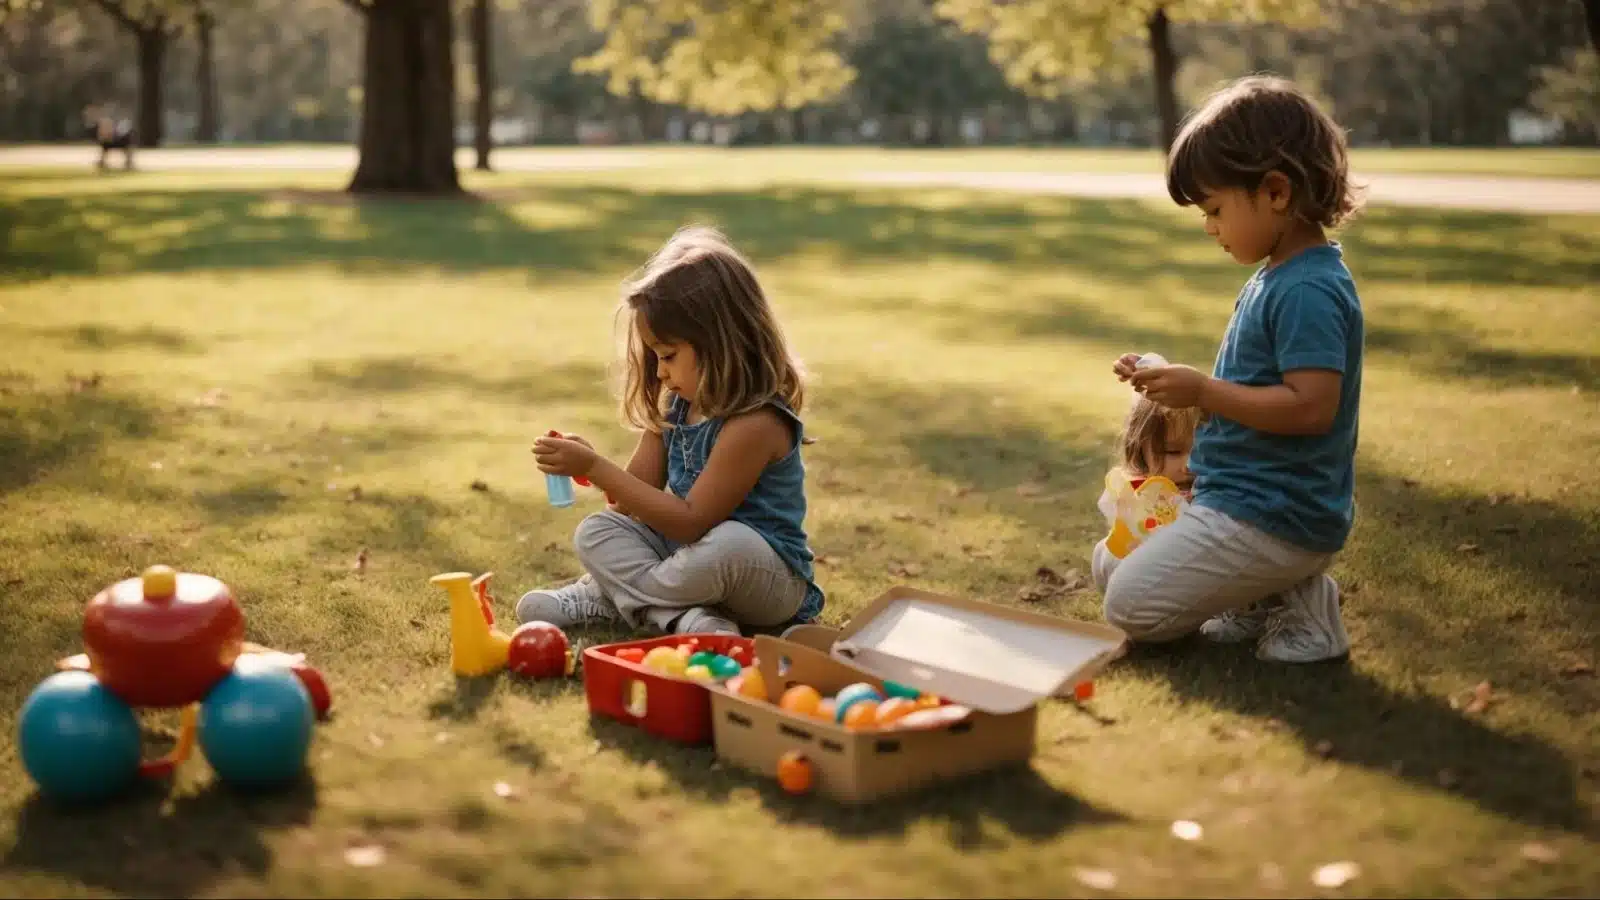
[1119,394,1202,477]
[615,225,806,433]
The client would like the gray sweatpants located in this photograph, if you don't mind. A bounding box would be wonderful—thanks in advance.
[1096,504,1339,642]
[574,509,807,633]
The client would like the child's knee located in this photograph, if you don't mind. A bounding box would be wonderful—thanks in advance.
[1102,566,1180,643]
[1091,539,1119,593]
[573,509,629,566]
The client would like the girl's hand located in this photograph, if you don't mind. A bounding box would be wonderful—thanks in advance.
[1129,364,1209,409]
[533,435,599,478]
[1112,353,1143,381]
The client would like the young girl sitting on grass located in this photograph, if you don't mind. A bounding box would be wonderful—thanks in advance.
[518,225,826,637]
[1092,393,1202,592]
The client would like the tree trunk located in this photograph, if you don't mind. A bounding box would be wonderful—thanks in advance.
[349,0,460,194]
[1586,0,1599,57]
[471,0,492,170]
[196,7,219,143]
[1148,6,1179,153]
[136,29,165,147]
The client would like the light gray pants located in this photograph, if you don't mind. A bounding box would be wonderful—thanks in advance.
[574,509,807,633]
[1098,504,1339,643]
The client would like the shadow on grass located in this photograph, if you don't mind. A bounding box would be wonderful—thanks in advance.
[823,373,1595,834]
[7,183,1597,294]
[3,775,317,897]
[0,386,167,496]
[587,716,1126,848]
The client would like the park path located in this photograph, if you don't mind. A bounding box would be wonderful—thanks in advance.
[2,144,1597,214]
[858,170,1600,215]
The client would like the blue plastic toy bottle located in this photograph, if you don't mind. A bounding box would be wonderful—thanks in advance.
[546,473,576,508]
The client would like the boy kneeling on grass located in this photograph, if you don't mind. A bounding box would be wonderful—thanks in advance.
[1101,74,1366,665]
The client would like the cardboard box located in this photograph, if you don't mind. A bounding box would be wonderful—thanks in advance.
[709,585,1127,804]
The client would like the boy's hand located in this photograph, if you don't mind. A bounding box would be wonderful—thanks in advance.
[1129,364,1208,408]
[1112,353,1143,381]
[533,435,599,478]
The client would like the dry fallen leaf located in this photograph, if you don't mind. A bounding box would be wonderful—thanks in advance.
[194,387,228,408]
[347,486,363,502]
[1037,566,1067,586]
[1401,477,1419,488]
[961,544,995,559]
[1072,867,1118,891]
[1311,861,1361,888]
[891,512,918,522]
[367,732,385,749]
[353,548,368,574]
[1560,660,1594,678]
[888,561,923,577]
[344,844,386,867]
[492,780,519,801]
[1456,542,1481,554]
[813,553,834,566]
[1314,739,1335,758]
[1170,819,1204,841]
[470,479,490,492]
[1016,481,1048,497]
[1464,681,1494,715]
[1505,609,1528,623]
[1520,841,1560,864]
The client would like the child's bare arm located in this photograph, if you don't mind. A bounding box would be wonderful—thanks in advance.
[1197,369,1342,436]
[584,409,789,544]
[608,431,666,515]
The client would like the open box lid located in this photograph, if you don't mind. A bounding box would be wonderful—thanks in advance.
[828,585,1128,715]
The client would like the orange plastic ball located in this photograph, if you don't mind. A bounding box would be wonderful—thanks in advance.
[815,698,836,721]
[842,699,880,730]
[776,750,813,795]
[914,693,943,710]
[779,684,821,717]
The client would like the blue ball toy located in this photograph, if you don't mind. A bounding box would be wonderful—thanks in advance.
[833,681,886,723]
[18,671,142,804]
[199,661,314,790]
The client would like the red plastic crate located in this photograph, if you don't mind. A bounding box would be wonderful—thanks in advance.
[582,633,756,746]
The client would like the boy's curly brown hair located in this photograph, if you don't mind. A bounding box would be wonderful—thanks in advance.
[1166,75,1365,230]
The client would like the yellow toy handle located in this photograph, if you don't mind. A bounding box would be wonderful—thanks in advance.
[1102,472,1188,559]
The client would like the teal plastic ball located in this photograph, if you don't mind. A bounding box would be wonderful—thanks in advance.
[18,671,142,804]
[708,655,742,681]
[199,661,314,790]
[833,682,885,723]
[883,680,921,700]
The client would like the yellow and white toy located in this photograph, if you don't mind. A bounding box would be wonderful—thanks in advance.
[1098,471,1189,559]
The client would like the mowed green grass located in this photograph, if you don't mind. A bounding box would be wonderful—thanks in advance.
[0,161,1597,898]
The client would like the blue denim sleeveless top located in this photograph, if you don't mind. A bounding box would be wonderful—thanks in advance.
[662,393,825,624]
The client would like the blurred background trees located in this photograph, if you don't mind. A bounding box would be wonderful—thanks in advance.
[1,0,1592,190]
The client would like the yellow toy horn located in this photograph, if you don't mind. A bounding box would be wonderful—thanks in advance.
[432,571,511,677]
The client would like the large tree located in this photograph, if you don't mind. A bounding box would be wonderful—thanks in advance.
[83,0,182,146]
[470,0,492,170]
[935,0,1323,150]
[341,0,459,194]
[192,0,217,142]
[576,0,856,117]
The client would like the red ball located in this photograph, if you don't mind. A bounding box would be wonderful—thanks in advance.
[509,622,571,679]
[290,663,333,719]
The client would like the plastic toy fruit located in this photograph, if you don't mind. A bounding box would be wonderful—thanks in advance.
[82,565,244,709]
[1074,681,1094,701]
[841,699,880,729]
[734,667,767,700]
[914,693,943,709]
[290,663,333,720]
[508,621,572,679]
[776,750,813,795]
[616,648,646,665]
[883,680,920,700]
[688,651,718,669]
[779,684,821,717]
[18,671,142,804]
[707,655,742,681]
[834,682,884,722]
[684,664,714,681]
[643,646,687,676]
[875,696,917,727]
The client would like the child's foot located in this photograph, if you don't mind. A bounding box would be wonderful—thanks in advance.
[516,575,620,628]
[1199,602,1272,643]
[1255,582,1349,663]
[675,607,741,636]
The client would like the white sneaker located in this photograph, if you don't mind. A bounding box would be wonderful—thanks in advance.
[1199,602,1272,644]
[675,607,741,636]
[1255,579,1349,663]
[516,575,620,628]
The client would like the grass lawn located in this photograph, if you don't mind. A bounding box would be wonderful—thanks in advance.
[1,162,1597,898]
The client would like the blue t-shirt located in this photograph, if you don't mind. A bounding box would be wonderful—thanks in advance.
[1189,243,1364,554]
[661,394,826,624]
